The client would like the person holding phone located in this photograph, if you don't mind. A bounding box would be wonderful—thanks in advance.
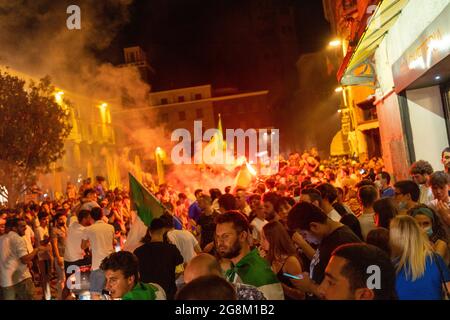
[260,221,305,300]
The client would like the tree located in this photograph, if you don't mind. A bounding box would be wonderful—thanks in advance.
[0,70,72,206]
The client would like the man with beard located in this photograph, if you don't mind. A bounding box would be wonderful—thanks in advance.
[215,211,284,300]
[262,192,281,223]
[409,160,434,204]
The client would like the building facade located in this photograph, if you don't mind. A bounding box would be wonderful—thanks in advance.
[339,0,450,179]
[323,0,382,160]
[0,66,121,198]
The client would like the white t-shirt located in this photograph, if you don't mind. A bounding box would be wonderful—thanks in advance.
[327,209,342,222]
[167,230,199,263]
[84,220,115,270]
[1,232,32,287]
[250,217,268,241]
[35,225,50,261]
[358,212,377,241]
[64,221,88,263]
[23,225,35,254]
[68,215,78,227]
[0,233,11,287]
[419,185,434,204]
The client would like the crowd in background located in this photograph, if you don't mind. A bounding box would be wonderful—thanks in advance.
[0,147,449,300]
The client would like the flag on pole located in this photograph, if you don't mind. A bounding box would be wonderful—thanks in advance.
[205,113,226,160]
[129,172,165,227]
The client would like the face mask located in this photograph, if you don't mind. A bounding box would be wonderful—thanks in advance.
[424,226,433,237]
[398,201,407,211]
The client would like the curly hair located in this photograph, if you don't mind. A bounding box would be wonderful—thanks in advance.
[409,160,434,175]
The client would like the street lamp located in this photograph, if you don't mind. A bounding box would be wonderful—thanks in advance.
[329,39,341,47]
[55,91,64,104]
[335,86,343,93]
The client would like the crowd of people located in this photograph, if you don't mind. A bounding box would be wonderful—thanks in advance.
[0,147,449,300]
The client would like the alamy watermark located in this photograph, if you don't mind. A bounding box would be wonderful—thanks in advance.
[170,121,279,175]
[67,5,81,30]
[366,265,381,290]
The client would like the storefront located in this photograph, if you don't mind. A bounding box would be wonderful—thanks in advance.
[339,0,450,179]
[391,2,450,172]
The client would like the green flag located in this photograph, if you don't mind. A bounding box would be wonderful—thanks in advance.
[128,173,164,227]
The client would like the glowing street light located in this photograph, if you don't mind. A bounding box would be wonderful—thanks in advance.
[335,86,343,93]
[55,91,64,104]
[99,102,108,123]
[329,39,341,47]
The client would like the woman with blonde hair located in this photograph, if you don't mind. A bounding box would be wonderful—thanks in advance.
[389,215,450,300]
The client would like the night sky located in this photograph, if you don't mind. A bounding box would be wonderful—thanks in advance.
[102,0,331,91]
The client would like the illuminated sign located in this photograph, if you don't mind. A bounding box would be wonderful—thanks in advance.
[393,4,450,93]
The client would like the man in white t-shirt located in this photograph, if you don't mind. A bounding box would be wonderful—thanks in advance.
[357,186,378,240]
[83,207,114,299]
[63,209,91,299]
[161,214,201,263]
[1,218,42,300]
[22,224,35,254]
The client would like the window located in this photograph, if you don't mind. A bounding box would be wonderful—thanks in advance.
[160,113,169,123]
[194,93,202,100]
[178,96,185,103]
[161,98,168,105]
[179,111,186,121]
[128,51,136,63]
[196,108,203,118]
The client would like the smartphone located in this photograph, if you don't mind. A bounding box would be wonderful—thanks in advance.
[283,272,304,280]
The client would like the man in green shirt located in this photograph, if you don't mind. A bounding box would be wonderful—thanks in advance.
[215,211,284,300]
[100,251,166,300]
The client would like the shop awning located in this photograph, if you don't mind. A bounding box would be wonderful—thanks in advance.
[338,0,410,86]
